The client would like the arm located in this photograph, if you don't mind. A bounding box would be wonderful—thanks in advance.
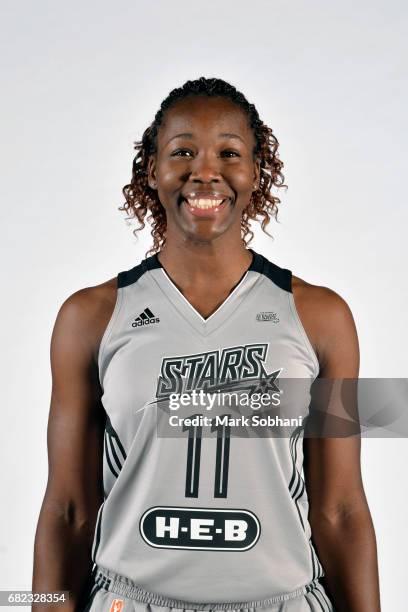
[32,285,112,611]
[299,286,381,611]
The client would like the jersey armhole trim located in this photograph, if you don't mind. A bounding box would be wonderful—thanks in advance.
[91,500,105,563]
[97,279,124,382]
[287,290,320,380]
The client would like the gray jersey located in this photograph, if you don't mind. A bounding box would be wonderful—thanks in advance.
[92,249,324,602]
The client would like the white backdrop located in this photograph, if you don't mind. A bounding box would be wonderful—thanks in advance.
[1,0,407,609]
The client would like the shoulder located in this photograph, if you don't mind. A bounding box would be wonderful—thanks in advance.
[52,276,117,364]
[291,274,359,376]
[291,274,354,321]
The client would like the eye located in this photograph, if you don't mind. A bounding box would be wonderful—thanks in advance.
[221,150,240,158]
[171,149,194,157]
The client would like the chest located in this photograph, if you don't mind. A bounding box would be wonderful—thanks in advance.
[99,272,317,449]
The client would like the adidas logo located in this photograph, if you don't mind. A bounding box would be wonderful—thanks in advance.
[132,307,160,327]
[256,311,280,323]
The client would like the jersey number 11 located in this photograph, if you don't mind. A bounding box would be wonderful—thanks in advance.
[183,414,231,499]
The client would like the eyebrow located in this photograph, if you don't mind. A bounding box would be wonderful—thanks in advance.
[165,132,245,146]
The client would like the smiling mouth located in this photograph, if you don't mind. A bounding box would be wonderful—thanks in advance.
[186,196,225,208]
[180,197,230,218]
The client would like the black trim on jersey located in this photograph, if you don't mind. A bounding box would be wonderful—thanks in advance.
[95,572,112,590]
[117,253,162,288]
[117,249,292,292]
[289,427,306,530]
[91,503,104,564]
[104,415,127,479]
[247,248,292,293]
[309,532,325,580]
[104,435,119,478]
[288,425,325,582]
[304,580,332,612]
[108,435,124,471]
[309,588,329,611]
[315,582,333,610]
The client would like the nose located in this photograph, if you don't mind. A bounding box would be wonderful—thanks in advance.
[189,152,222,183]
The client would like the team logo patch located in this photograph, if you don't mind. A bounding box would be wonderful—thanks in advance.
[256,311,280,323]
[109,599,124,612]
[140,506,260,551]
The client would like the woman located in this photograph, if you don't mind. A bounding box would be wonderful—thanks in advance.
[33,77,381,611]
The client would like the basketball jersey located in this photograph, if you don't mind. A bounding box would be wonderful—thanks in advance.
[91,248,325,603]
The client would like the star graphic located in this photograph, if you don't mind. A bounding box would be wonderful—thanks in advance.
[247,368,282,397]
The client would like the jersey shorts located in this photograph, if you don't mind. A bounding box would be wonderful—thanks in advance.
[82,566,334,611]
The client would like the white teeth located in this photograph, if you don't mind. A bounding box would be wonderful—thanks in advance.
[186,198,225,209]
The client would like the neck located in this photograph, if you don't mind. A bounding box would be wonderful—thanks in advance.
[156,237,253,285]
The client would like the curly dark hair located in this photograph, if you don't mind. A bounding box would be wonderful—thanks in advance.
[120,77,287,257]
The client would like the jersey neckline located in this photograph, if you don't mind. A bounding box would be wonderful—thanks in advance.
[144,249,264,336]
[153,248,263,323]
[150,248,265,277]
[118,248,292,294]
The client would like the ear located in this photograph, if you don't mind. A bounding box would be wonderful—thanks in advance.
[253,157,261,190]
[147,155,157,190]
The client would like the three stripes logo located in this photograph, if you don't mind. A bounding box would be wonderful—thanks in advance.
[132,307,160,327]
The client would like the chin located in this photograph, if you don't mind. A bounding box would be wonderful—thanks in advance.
[184,230,222,243]
[178,226,229,244]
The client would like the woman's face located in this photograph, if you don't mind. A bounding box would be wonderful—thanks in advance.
[148,95,260,245]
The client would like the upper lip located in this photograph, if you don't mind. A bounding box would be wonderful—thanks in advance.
[181,191,230,200]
